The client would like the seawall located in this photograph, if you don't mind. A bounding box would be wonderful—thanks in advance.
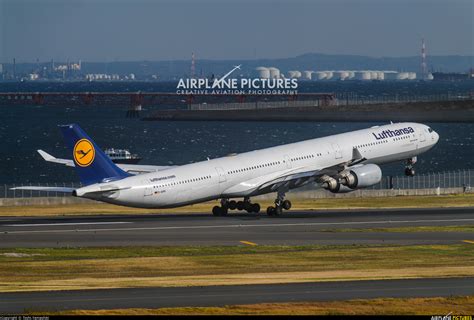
[143,100,474,122]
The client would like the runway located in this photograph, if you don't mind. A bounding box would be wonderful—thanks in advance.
[1,207,474,247]
[1,277,474,313]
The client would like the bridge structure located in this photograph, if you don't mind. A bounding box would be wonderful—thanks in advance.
[0,92,336,117]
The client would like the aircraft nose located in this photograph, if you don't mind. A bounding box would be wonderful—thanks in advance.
[433,131,439,143]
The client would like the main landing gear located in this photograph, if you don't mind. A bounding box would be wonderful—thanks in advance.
[266,191,292,216]
[404,156,417,177]
[212,197,261,216]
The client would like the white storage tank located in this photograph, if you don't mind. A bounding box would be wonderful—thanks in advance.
[407,72,417,80]
[314,71,327,80]
[355,71,372,80]
[396,72,409,80]
[303,70,314,80]
[256,67,270,79]
[337,71,350,80]
[384,71,398,80]
[288,70,302,79]
[370,71,379,79]
[347,71,355,79]
[268,67,281,79]
[324,71,334,80]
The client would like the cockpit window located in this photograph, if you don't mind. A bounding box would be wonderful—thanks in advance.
[428,128,433,133]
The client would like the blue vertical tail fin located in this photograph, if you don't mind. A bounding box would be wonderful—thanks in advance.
[59,124,131,185]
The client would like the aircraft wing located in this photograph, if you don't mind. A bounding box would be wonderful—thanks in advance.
[254,148,367,193]
[224,148,366,196]
[255,166,326,194]
[37,150,175,175]
[222,165,325,196]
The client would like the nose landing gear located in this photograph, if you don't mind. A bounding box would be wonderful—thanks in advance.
[405,156,417,177]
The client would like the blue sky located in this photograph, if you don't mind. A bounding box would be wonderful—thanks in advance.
[1,0,472,62]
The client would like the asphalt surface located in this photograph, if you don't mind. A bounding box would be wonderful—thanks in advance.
[2,277,474,313]
[1,207,474,247]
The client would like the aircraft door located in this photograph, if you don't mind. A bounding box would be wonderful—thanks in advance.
[215,167,226,183]
[419,132,426,142]
[331,143,343,159]
[284,155,292,169]
[144,186,153,196]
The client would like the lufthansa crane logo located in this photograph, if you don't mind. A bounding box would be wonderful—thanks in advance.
[73,139,95,167]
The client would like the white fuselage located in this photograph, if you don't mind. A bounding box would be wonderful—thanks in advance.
[77,122,439,208]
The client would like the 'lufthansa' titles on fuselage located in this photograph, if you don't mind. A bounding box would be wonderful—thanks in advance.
[372,127,415,140]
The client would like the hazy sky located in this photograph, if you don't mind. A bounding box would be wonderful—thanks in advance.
[1,0,472,62]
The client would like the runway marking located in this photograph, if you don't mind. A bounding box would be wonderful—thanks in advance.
[463,240,474,245]
[240,241,258,246]
[3,218,474,234]
[4,222,132,227]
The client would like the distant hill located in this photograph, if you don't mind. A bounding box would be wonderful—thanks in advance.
[82,53,474,79]
[4,53,472,80]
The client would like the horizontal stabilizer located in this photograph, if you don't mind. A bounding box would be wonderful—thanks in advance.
[10,186,75,193]
[38,149,74,167]
[74,184,130,197]
[37,150,174,174]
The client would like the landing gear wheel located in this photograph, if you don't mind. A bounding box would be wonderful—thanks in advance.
[266,206,275,216]
[282,200,292,210]
[212,205,228,216]
[250,203,261,213]
[228,200,237,210]
[212,206,221,216]
[274,206,283,216]
[243,202,252,212]
[236,201,245,211]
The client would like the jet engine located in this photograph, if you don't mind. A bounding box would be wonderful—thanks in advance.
[320,176,353,193]
[339,164,382,189]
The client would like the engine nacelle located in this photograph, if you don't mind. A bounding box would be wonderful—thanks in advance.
[320,176,354,193]
[340,164,382,189]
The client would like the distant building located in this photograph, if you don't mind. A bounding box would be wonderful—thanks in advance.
[432,72,470,81]
[85,73,120,81]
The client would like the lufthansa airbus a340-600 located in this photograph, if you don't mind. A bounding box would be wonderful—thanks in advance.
[14,122,439,216]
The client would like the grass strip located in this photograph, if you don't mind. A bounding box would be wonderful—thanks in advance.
[1,244,474,292]
[31,296,474,315]
[1,193,474,216]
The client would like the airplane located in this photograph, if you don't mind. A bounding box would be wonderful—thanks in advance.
[13,122,439,216]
